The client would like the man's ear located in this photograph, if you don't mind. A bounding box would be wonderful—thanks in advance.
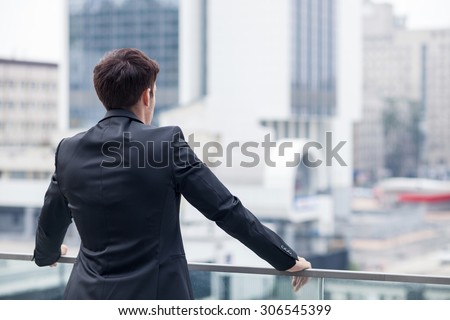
[142,88,150,107]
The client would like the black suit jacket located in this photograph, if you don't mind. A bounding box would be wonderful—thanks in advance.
[34,109,297,299]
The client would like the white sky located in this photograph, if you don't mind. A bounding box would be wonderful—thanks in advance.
[373,0,450,29]
[0,0,64,63]
[0,0,449,63]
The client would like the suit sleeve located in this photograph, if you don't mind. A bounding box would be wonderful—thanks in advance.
[171,127,297,271]
[33,141,72,267]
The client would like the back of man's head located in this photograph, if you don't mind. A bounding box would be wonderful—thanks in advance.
[93,48,159,110]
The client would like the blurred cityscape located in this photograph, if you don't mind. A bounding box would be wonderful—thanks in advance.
[1,0,450,298]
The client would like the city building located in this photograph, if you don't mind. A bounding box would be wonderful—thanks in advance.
[425,29,450,179]
[68,0,208,128]
[0,59,60,180]
[358,1,430,182]
[354,1,450,184]
[0,59,59,147]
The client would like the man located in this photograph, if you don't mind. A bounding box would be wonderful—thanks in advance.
[34,48,311,299]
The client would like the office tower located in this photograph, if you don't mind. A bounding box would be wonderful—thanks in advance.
[425,29,450,179]
[0,59,58,146]
[355,1,450,183]
[291,0,336,119]
[69,0,182,128]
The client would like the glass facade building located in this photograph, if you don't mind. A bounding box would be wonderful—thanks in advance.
[69,0,180,128]
[291,0,336,118]
[262,0,336,140]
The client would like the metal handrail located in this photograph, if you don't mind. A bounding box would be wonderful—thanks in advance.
[1,251,450,286]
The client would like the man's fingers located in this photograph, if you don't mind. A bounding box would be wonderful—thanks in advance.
[292,276,302,292]
[292,276,310,292]
[292,276,300,289]
[48,245,68,268]
[300,276,309,288]
[60,244,68,256]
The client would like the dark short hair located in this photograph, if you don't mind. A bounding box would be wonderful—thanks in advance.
[93,48,160,110]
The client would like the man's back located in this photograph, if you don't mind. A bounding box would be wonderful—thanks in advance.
[57,109,192,299]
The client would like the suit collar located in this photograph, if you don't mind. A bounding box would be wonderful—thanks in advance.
[99,108,144,124]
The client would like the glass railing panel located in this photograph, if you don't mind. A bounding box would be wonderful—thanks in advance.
[0,258,71,299]
[1,257,320,300]
[190,270,321,300]
[2,253,450,300]
[323,278,450,300]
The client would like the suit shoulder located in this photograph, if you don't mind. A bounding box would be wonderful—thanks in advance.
[146,125,181,133]
[66,130,89,141]
[140,125,183,140]
[59,129,90,147]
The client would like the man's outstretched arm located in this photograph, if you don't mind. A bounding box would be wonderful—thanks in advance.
[171,126,311,273]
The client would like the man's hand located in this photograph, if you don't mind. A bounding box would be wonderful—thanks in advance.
[286,256,311,292]
[50,244,68,267]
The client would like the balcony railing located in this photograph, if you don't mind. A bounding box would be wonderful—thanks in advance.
[1,252,450,299]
